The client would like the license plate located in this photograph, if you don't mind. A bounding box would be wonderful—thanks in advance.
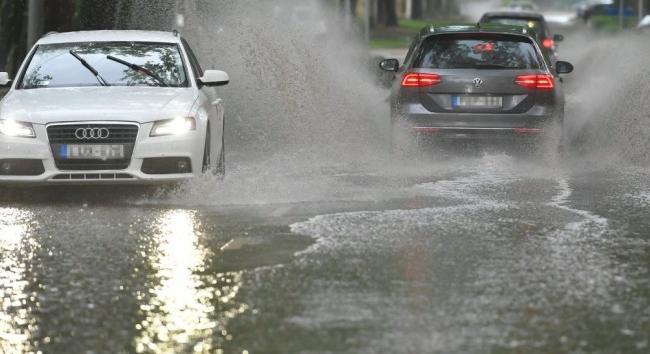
[452,96,502,109]
[59,144,125,160]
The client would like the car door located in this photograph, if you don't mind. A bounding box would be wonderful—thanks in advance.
[182,38,224,165]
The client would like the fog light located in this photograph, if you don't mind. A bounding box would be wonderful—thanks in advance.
[0,159,45,176]
[177,160,189,172]
[141,157,193,175]
[1,162,11,173]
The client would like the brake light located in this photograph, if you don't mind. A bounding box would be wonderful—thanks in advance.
[542,38,554,49]
[515,74,555,90]
[401,73,441,88]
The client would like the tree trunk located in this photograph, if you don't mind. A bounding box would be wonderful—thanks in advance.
[377,0,398,26]
[0,0,28,75]
[411,0,424,19]
[44,0,76,33]
[351,0,358,15]
[78,0,117,30]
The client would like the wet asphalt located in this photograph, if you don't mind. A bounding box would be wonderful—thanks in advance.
[2,26,650,354]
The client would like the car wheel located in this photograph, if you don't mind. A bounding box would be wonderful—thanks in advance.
[202,127,211,174]
[203,123,226,179]
[215,132,226,179]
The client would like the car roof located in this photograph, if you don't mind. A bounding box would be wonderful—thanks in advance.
[36,30,182,45]
[481,11,545,20]
[418,23,538,39]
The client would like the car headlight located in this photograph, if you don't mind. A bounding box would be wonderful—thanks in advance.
[0,119,36,138]
[150,117,196,137]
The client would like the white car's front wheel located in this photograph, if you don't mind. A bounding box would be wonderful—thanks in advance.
[202,123,226,179]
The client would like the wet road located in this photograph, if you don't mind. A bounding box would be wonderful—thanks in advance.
[2,29,650,354]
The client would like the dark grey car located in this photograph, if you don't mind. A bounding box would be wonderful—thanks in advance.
[479,12,564,61]
[379,24,574,153]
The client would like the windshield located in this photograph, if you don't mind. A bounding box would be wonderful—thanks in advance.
[413,34,542,70]
[19,42,189,89]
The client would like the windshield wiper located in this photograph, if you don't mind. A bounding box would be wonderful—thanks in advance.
[106,55,169,87]
[69,50,110,86]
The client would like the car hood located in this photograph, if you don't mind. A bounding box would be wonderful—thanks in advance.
[0,87,198,125]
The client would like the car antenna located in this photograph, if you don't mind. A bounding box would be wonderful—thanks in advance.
[476,22,481,31]
[172,29,180,37]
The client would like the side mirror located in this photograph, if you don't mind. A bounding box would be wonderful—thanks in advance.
[0,72,11,87]
[553,34,564,42]
[198,70,229,87]
[556,61,574,75]
[379,58,400,72]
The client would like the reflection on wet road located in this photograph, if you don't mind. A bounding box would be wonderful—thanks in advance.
[0,156,649,353]
[2,22,650,354]
[0,208,35,353]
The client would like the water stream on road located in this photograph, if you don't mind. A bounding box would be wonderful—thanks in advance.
[2,1,650,353]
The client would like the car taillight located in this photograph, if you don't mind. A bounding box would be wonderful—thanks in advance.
[401,73,441,88]
[515,74,555,90]
[542,38,554,49]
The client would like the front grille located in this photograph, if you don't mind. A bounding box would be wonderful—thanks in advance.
[47,124,139,171]
[47,124,139,144]
[51,173,136,181]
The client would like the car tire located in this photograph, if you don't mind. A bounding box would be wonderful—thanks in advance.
[202,123,226,179]
[215,132,226,179]
[202,129,210,174]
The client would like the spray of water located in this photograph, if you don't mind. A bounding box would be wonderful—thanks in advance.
[94,1,650,205]
[564,30,650,166]
[109,0,396,204]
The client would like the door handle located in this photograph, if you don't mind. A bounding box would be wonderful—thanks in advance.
[212,98,223,106]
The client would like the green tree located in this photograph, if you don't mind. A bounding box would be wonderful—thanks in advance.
[0,0,28,76]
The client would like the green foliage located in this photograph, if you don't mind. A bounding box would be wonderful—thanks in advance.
[501,0,536,5]
[0,0,27,75]
[369,38,410,48]
[398,19,463,31]
[591,15,638,31]
[371,19,467,48]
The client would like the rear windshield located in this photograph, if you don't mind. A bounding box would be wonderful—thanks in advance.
[413,34,542,70]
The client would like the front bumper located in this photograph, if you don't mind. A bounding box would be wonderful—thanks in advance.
[0,122,204,185]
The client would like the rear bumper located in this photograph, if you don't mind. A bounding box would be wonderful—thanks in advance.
[410,126,546,141]
[395,102,557,129]
[394,101,560,141]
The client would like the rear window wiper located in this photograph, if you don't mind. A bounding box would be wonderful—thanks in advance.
[69,50,110,86]
[107,55,169,87]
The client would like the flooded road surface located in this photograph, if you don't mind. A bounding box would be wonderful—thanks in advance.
[2,26,650,354]
[1,158,649,353]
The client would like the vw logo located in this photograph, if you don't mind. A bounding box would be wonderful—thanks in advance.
[473,78,484,88]
[75,127,110,140]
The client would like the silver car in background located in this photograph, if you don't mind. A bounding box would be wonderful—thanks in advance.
[379,24,574,154]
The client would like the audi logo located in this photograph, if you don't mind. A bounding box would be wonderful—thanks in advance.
[75,128,110,140]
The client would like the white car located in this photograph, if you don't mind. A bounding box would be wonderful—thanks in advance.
[639,15,650,30]
[0,30,229,184]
